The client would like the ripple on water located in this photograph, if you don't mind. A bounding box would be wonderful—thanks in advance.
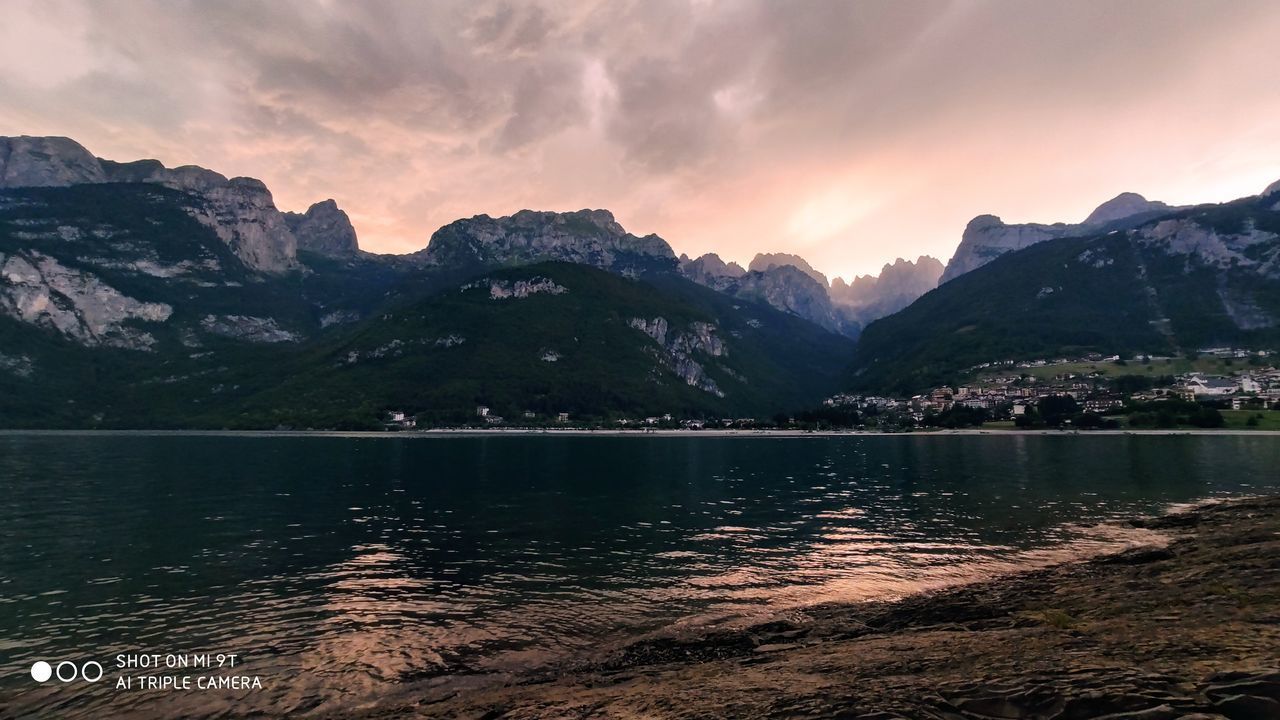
[1,433,1277,718]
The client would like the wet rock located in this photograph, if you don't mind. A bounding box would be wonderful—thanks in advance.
[1096,547,1175,565]
[1208,694,1280,719]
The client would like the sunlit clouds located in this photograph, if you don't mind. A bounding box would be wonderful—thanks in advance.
[2,0,1279,278]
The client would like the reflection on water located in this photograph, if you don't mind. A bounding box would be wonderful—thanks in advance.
[0,433,1277,718]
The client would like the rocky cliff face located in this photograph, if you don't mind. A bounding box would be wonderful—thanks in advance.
[462,276,569,300]
[0,181,316,354]
[1,136,298,274]
[415,209,676,274]
[180,177,297,274]
[1136,217,1280,280]
[0,249,173,350]
[940,192,1177,284]
[284,199,360,258]
[629,316,727,396]
[830,256,943,325]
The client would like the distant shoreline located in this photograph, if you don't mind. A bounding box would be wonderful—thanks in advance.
[2,427,1280,438]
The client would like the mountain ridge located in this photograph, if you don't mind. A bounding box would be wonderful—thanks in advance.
[851,188,1280,394]
[940,192,1180,283]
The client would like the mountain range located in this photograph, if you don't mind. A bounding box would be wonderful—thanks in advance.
[2,134,1278,426]
[0,136,858,427]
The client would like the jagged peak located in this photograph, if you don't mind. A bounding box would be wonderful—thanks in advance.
[748,252,827,287]
[286,198,359,257]
[680,252,746,278]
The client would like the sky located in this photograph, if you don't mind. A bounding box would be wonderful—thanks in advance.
[2,1,1279,281]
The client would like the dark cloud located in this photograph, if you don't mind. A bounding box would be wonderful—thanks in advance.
[2,0,1278,276]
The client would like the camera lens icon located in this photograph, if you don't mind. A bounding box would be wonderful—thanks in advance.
[31,660,103,683]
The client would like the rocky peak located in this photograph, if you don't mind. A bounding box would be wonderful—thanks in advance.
[285,199,360,258]
[748,252,828,287]
[414,208,676,273]
[678,252,746,290]
[1263,178,1280,197]
[729,264,848,335]
[1083,192,1169,227]
[940,215,1067,283]
[0,136,106,187]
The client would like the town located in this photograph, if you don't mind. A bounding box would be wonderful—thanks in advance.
[821,348,1280,430]
[380,349,1280,432]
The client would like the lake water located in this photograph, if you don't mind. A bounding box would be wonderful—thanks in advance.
[1,433,1277,718]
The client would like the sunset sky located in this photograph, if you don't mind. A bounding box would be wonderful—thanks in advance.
[3,0,1279,280]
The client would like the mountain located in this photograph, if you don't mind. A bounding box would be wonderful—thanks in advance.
[850,185,1280,394]
[725,264,853,336]
[678,251,942,337]
[748,252,828,286]
[940,192,1175,283]
[677,253,856,336]
[220,263,855,428]
[411,208,676,275]
[0,135,856,427]
[830,256,943,325]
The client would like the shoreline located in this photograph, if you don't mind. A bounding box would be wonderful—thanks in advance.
[345,496,1280,719]
[3,427,1280,438]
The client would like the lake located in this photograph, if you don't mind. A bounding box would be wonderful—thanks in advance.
[1,433,1277,718]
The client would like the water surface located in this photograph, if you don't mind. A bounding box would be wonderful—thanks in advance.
[1,433,1276,718]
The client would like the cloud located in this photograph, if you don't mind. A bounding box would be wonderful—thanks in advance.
[2,0,1279,277]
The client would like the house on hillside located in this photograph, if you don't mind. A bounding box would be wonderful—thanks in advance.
[385,410,416,430]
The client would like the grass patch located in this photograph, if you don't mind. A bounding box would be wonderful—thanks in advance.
[982,356,1246,383]
[1221,410,1280,430]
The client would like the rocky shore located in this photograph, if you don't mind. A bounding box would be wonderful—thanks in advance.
[353,496,1280,720]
